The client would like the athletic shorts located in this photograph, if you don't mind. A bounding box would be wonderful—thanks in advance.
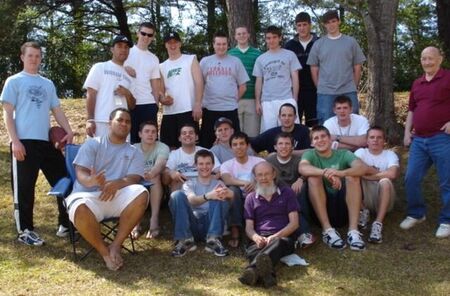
[361,178,395,212]
[66,184,148,223]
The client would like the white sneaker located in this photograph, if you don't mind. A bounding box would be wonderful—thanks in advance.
[56,225,69,238]
[347,229,366,251]
[322,228,346,250]
[297,233,317,249]
[436,224,450,238]
[358,208,370,229]
[400,216,426,230]
[368,222,383,243]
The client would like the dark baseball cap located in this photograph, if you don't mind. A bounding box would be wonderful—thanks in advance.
[164,32,181,43]
[112,35,133,47]
[214,117,233,130]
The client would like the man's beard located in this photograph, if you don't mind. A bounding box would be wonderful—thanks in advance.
[255,183,277,198]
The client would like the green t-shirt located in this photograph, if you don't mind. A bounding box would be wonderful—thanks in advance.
[301,149,357,193]
[228,46,262,99]
[134,141,170,171]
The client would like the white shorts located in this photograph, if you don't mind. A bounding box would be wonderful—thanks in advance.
[66,184,148,223]
[361,178,396,212]
[260,98,299,133]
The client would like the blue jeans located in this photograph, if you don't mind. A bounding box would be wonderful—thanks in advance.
[169,190,229,241]
[404,133,450,224]
[317,92,359,125]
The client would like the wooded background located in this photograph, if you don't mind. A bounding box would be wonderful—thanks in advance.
[0,0,448,143]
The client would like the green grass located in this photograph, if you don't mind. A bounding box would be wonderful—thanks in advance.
[0,99,449,295]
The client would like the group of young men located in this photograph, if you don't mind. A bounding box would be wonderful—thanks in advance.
[1,8,449,289]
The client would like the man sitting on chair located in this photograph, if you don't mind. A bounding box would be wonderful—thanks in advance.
[65,108,149,271]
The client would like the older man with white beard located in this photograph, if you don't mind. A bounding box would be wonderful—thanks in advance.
[239,161,299,288]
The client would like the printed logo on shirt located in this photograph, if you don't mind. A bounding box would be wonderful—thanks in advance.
[167,67,182,79]
[262,60,286,82]
[27,85,46,109]
[104,69,132,84]
[206,66,232,76]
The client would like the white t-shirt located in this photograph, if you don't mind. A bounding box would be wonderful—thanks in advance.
[124,46,160,105]
[83,61,133,123]
[159,54,196,115]
[354,148,399,171]
[166,146,221,172]
[220,156,265,182]
[324,114,370,136]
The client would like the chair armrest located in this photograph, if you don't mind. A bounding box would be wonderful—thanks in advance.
[48,177,73,198]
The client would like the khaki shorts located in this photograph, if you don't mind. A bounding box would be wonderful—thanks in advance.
[361,178,396,212]
[66,184,148,223]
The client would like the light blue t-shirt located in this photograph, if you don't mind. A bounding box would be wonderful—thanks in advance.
[200,54,249,111]
[72,136,145,193]
[183,178,224,214]
[252,49,301,102]
[0,71,60,141]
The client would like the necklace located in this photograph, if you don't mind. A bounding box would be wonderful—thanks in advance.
[338,118,351,136]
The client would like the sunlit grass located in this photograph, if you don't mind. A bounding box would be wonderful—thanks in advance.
[0,98,448,295]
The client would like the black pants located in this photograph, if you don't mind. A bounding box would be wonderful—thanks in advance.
[130,103,158,144]
[11,140,69,232]
[304,182,349,228]
[160,111,199,149]
[199,108,240,148]
[245,237,295,268]
[298,88,318,127]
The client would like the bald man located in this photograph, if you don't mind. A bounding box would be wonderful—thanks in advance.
[401,47,450,238]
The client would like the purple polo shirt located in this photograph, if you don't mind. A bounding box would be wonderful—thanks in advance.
[409,68,450,137]
[244,186,299,235]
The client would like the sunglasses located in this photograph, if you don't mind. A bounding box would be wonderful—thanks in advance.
[140,31,154,38]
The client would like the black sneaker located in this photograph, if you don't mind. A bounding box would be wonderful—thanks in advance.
[205,238,229,257]
[238,267,257,286]
[255,254,276,288]
[171,238,196,257]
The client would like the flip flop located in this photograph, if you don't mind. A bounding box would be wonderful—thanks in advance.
[146,227,160,239]
[131,226,141,240]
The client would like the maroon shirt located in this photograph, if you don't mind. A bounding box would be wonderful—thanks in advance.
[244,186,299,236]
[409,68,450,137]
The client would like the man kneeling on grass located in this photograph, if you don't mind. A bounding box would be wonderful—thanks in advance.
[169,149,233,257]
[239,161,299,288]
[65,108,149,271]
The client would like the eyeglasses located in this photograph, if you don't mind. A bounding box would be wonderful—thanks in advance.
[140,31,154,38]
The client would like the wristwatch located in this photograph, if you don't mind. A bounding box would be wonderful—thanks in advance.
[336,135,342,142]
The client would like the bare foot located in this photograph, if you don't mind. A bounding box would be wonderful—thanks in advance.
[146,227,160,239]
[131,225,141,240]
[109,245,123,269]
[102,254,120,271]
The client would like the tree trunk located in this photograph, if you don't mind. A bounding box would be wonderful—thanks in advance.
[225,0,254,47]
[71,0,84,98]
[362,0,403,144]
[207,0,216,53]
[436,0,450,61]
[112,0,131,40]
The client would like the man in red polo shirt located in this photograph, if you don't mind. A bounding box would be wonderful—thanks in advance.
[401,46,450,238]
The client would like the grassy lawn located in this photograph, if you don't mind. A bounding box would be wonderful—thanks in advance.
[0,98,449,296]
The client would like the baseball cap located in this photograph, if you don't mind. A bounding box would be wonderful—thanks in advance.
[164,32,181,43]
[214,117,233,130]
[112,35,133,47]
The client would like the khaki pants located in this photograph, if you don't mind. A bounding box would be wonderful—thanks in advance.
[238,99,260,137]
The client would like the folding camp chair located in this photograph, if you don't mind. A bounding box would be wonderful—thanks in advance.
[48,144,136,260]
